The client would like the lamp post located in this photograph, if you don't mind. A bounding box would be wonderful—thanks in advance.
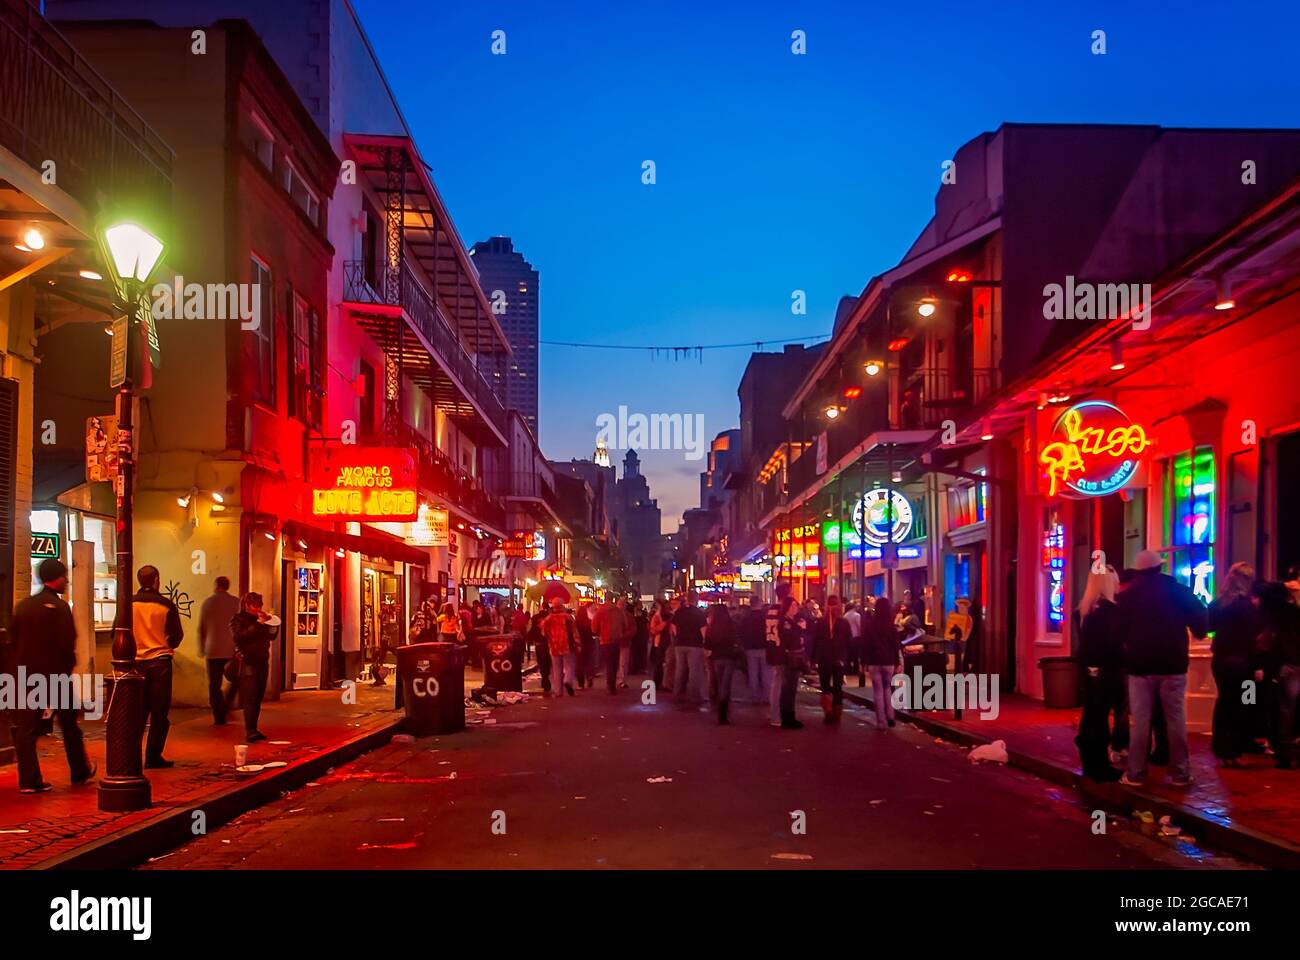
[96,222,164,812]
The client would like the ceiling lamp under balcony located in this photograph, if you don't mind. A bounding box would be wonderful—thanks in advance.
[887,337,910,353]
[824,404,841,420]
[917,297,938,318]
[863,359,883,377]
[1214,275,1235,311]
[946,269,972,283]
[1109,341,1126,371]
[842,385,863,399]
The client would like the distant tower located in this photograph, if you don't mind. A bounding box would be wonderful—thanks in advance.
[593,439,611,468]
[469,236,540,434]
[624,448,640,479]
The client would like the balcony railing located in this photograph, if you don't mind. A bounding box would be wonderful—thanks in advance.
[1,0,172,217]
[344,259,506,437]
[898,367,996,431]
[396,423,506,530]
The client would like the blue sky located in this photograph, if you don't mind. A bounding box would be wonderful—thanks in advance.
[355,0,1300,531]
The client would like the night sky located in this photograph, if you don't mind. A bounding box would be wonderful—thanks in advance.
[354,0,1300,530]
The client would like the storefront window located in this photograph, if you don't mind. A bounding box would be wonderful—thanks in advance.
[80,515,119,628]
[1166,446,1215,605]
[1042,508,1065,635]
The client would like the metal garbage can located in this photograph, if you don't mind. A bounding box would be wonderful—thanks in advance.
[397,641,465,735]
[482,634,523,692]
[1038,656,1081,709]
[900,647,948,710]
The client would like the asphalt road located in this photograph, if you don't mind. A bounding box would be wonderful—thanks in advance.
[143,678,1238,869]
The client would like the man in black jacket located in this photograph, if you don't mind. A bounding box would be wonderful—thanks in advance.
[11,559,95,793]
[1117,550,1208,787]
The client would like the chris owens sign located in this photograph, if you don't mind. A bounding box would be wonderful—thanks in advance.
[1039,401,1152,498]
[308,446,418,520]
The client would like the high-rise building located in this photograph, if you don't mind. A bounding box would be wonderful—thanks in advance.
[470,237,539,433]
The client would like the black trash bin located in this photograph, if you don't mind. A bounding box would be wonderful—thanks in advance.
[396,641,465,735]
[1038,656,1081,709]
[900,647,948,710]
[482,634,523,692]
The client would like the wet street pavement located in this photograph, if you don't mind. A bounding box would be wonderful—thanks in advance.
[143,682,1243,870]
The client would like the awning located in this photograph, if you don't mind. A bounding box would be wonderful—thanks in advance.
[461,555,517,587]
[282,520,430,568]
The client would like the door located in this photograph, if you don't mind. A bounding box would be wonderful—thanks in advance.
[292,562,324,690]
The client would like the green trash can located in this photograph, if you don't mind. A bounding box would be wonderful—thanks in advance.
[1038,656,1081,709]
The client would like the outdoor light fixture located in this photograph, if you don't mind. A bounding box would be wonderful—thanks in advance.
[554,525,561,533]
[980,418,994,441]
[79,269,103,281]
[887,337,910,352]
[22,226,46,250]
[1109,341,1126,371]
[176,487,196,509]
[263,531,276,541]
[1036,391,1049,410]
[335,548,346,558]
[864,359,883,377]
[297,539,309,551]
[101,222,165,288]
[104,324,115,337]
[825,404,841,420]
[946,269,972,283]
[843,385,863,399]
[917,297,938,318]
[1214,276,1235,311]
[891,470,903,483]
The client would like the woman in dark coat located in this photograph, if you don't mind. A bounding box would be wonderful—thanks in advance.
[811,596,853,725]
[1075,567,1125,781]
[862,596,900,729]
[1208,562,1259,766]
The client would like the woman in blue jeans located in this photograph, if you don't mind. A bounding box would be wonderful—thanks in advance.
[862,597,900,728]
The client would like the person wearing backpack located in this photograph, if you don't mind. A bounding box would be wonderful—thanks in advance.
[541,598,579,697]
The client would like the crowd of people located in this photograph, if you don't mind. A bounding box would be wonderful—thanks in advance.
[514,580,930,731]
[1075,550,1300,786]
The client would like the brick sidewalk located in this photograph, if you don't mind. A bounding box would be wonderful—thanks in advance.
[0,682,405,868]
[837,676,1300,866]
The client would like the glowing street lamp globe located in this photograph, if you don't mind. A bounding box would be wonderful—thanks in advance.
[101,222,164,289]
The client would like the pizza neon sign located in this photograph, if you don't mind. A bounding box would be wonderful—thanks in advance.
[1039,401,1152,498]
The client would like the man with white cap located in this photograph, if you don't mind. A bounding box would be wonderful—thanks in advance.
[1116,549,1209,787]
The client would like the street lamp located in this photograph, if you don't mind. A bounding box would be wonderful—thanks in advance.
[96,219,164,813]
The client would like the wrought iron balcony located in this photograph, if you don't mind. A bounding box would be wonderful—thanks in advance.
[0,0,172,218]
[898,367,996,430]
[395,422,506,530]
[344,259,507,443]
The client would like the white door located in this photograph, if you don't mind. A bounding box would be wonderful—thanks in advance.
[292,562,323,689]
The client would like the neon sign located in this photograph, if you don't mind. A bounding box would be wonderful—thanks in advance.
[308,446,418,521]
[1039,401,1152,498]
[852,489,914,546]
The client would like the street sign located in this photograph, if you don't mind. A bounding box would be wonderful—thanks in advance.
[109,314,128,387]
[31,532,61,559]
[138,297,161,370]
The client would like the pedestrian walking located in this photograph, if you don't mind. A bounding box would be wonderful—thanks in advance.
[765,583,793,726]
[1118,549,1208,787]
[704,603,743,724]
[1255,579,1300,769]
[672,591,708,703]
[862,596,900,729]
[593,594,632,694]
[1208,562,1260,766]
[437,602,465,642]
[1074,566,1125,781]
[541,599,578,697]
[575,603,595,688]
[526,610,551,694]
[197,576,241,725]
[843,600,865,687]
[132,565,184,768]
[812,595,852,725]
[740,596,769,704]
[777,595,808,729]
[648,599,671,690]
[11,558,95,793]
[230,591,275,742]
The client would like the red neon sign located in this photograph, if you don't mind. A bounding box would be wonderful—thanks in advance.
[1038,401,1152,498]
[307,446,418,520]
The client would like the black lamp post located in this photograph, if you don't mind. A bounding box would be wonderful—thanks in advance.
[96,221,164,813]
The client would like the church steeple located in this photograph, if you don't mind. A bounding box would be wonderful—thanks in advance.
[624,448,640,478]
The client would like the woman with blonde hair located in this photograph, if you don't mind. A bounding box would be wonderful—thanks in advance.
[1075,564,1125,781]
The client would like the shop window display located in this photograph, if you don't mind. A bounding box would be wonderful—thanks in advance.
[1166,446,1215,605]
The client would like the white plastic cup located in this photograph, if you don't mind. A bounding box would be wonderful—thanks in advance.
[235,744,249,767]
